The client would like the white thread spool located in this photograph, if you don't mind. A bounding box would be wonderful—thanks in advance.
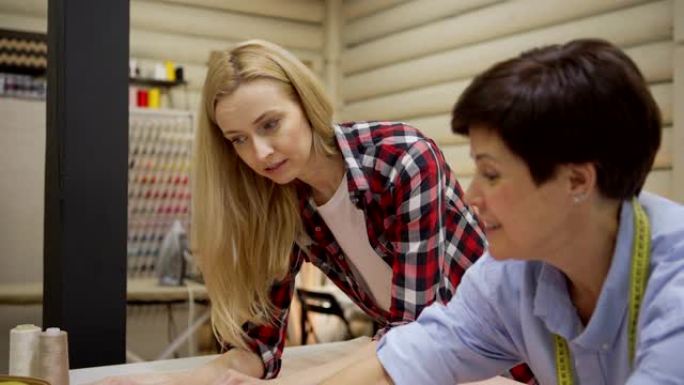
[39,327,70,385]
[9,323,41,376]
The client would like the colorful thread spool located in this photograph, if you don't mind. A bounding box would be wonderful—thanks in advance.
[148,88,160,109]
[136,89,148,107]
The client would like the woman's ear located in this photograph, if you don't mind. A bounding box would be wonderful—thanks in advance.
[566,163,596,204]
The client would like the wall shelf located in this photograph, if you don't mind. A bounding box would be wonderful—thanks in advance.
[129,77,186,89]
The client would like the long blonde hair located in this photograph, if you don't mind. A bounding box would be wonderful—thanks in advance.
[192,40,336,349]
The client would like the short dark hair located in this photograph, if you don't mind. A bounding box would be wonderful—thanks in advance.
[452,38,661,200]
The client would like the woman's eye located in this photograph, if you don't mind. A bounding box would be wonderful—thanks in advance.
[230,136,246,145]
[479,170,499,181]
[262,119,279,131]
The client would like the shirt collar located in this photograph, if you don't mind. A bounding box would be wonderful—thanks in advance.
[333,123,370,194]
[534,199,634,350]
[533,263,583,339]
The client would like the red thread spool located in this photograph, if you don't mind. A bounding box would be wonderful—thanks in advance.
[136,89,148,107]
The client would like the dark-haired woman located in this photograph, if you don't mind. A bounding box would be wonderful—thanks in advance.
[321,38,684,385]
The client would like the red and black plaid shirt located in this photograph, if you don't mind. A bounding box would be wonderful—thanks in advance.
[242,121,535,384]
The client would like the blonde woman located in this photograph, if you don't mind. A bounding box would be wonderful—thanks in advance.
[98,40,534,385]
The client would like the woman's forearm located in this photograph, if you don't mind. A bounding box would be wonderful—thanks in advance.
[275,341,375,385]
[274,340,390,385]
[190,348,264,382]
[92,348,263,385]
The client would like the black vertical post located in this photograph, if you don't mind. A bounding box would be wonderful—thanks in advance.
[44,0,129,368]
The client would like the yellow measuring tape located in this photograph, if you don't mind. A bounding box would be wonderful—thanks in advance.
[554,198,650,384]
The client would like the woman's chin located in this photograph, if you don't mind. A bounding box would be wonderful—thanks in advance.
[262,171,296,185]
[486,245,515,261]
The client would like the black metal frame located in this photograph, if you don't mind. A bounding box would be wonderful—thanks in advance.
[296,288,352,345]
[44,0,129,368]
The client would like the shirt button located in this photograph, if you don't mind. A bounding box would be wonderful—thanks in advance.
[602,343,610,350]
[315,226,321,232]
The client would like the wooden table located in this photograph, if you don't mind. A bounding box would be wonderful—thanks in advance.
[69,337,521,384]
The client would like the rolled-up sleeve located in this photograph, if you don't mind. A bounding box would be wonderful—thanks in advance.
[242,249,304,378]
[388,139,484,323]
[377,258,520,385]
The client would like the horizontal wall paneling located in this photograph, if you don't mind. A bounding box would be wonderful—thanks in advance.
[344,0,410,21]
[342,0,660,74]
[345,0,500,46]
[142,0,324,23]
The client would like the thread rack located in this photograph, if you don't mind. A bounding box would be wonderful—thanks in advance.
[0,29,47,99]
[0,29,47,76]
[127,108,194,277]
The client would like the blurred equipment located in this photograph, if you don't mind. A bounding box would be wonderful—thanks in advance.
[296,288,352,344]
[156,220,189,286]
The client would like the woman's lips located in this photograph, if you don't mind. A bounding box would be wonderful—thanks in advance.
[265,159,287,172]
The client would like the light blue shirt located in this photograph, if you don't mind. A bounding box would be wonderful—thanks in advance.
[378,192,684,384]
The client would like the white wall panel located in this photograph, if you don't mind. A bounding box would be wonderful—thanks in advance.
[645,169,672,199]
[345,0,500,45]
[342,0,664,74]
[170,88,202,112]
[652,83,673,125]
[655,127,673,169]
[405,114,468,145]
[130,30,234,66]
[343,81,672,125]
[0,99,45,283]
[0,2,324,61]
[342,79,468,121]
[673,46,684,201]
[0,0,45,17]
[676,0,684,43]
[628,41,675,83]
[344,39,673,102]
[672,3,684,202]
[145,0,324,23]
[344,0,410,21]
[130,29,321,68]
[130,1,323,51]
[0,13,45,32]
[178,63,207,91]
[324,0,343,109]
[441,144,473,177]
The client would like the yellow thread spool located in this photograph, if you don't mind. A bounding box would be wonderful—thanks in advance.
[164,61,176,81]
[148,88,160,109]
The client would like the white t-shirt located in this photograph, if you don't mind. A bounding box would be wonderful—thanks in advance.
[316,178,392,311]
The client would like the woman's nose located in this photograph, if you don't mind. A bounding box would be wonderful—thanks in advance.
[252,137,274,161]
